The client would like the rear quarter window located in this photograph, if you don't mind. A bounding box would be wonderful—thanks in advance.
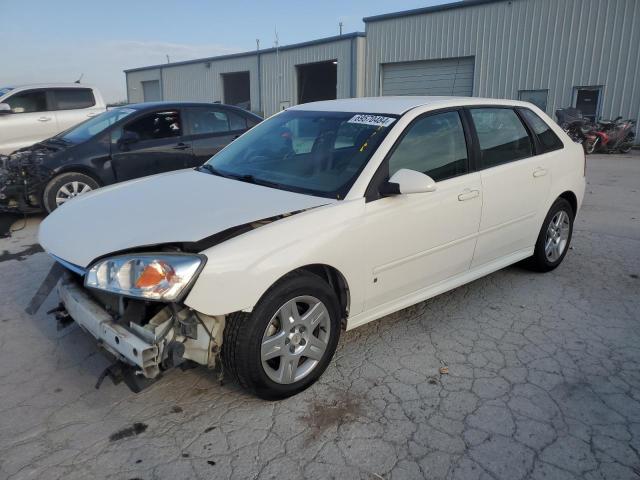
[519,108,564,153]
[53,88,96,110]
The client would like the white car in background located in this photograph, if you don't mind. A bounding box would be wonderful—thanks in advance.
[0,84,105,155]
[39,96,586,399]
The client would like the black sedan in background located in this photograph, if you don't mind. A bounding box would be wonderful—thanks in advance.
[0,102,262,212]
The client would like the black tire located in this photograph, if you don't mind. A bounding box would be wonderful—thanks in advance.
[221,271,341,399]
[619,133,634,154]
[524,198,574,272]
[42,172,100,213]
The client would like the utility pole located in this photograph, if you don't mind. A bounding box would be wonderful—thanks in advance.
[166,54,170,64]
[339,22,343,35]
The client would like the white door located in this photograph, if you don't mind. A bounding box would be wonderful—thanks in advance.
[363,110,482,310]
[469,107,552,268]
[382,57,474,97]
[0,89,58,154]
[52,88,103,132]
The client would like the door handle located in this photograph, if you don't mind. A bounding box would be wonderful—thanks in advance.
[533,167,548,178]
[38,116,52,122]
[458,189,480,201]
[173,143,191,150]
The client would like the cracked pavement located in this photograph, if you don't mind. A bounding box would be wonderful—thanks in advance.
[0,152,639,480]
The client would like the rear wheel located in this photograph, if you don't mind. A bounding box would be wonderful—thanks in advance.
[221,271,341,399]
[619,133,634,153]
[42,172,100,213]
[524,198,574,272]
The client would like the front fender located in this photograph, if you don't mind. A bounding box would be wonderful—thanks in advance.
[184,199,367,317]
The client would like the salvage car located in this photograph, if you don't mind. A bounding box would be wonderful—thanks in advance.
[0,102,261,213]
[38,97,586,399]
[0,83,106,155]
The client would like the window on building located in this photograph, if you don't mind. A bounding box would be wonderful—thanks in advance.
[53,88,96,110]
[4,90,48,113]
[519,108,564,153]
[124,110,181,141]
[388,111,468,182]
[470,108,533,169]
[518,89,548,112]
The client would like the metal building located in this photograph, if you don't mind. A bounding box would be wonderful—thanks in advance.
[125,33,366,117]
[125,0,639,136]
[363,0,640,125]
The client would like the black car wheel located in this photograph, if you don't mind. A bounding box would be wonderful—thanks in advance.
[222,271,341,399]
[42,172,100,213]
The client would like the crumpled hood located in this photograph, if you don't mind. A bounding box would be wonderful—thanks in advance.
[39,169,335,267]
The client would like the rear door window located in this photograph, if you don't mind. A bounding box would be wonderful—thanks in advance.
[470,108,533,168]
[228,111,247,131]
[4,90,48,113]
[187,108,231,135]
[53,88,96,110]
[123,110,181,141]
[387,111,469,182]
[519,108,564,153]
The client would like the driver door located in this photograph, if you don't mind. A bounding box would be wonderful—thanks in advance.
[362,110,482,310]
[111,109,193,181]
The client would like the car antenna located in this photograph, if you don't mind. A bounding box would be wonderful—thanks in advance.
[74,73,84,84]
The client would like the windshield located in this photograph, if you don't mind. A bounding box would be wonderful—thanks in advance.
[0,87,13,98]
[205,110,397,199]
[59,107,136,144]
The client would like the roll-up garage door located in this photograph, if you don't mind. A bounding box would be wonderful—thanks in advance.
[381,57,474,97]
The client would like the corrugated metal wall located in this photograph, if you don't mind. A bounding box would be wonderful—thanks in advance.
[161,56,259,107]
[258,37,358,116]
[364,0,640,130]
[126,36,363,118]
[126,68,161,104]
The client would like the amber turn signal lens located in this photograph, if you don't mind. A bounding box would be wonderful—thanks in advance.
[135,262,175,288]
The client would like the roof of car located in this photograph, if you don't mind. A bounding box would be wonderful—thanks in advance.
[288,96,535,115]
[123,101,262,116]
[7,83,97,90]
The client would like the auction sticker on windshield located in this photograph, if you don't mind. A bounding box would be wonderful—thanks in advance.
[348,114,396,128]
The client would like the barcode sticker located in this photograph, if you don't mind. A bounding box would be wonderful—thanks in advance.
[347,114,396,127]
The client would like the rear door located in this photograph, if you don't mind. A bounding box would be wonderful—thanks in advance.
[184,106,248,166]
[110,109,193,181]
[468,107,552,268]
[0,89,58,153]
[52,88,102,132]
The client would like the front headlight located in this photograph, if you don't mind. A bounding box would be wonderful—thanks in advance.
[84,253,205,301]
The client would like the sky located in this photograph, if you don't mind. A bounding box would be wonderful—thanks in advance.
[1,0,448,103]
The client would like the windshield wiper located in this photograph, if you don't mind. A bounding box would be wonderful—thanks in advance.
[197,164,229,178]
[232,174,284,189]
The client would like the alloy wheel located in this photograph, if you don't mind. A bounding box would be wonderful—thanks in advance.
[56,181,93,206]
[261,295,331,384]
[544,210,570,262]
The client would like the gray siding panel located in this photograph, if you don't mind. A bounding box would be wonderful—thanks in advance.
[382,58,474,96]
[365,0,640,140]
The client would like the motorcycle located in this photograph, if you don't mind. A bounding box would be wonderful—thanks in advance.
[583,117,636,154]
[555,108,593,145]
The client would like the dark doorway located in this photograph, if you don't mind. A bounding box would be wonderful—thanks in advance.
[575,87,601,121]
[222,71,251,110]
[297,61,337,105]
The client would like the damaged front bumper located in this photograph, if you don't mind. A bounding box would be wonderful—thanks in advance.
[56,273,225,389]
[0,151,51,213]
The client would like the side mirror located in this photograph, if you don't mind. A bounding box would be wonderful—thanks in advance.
[0,103,11,114]
[379,169,437,196]
[117,130,140,149]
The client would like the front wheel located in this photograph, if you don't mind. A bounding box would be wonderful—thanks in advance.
[42,172,100,213]
[221,271,341,399]
[524,198,574,272]
[583,137,598,155]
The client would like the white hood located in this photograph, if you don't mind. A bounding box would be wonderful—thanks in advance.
[39,169,334,267]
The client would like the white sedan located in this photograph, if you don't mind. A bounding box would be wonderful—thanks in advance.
[39,96,586,399]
